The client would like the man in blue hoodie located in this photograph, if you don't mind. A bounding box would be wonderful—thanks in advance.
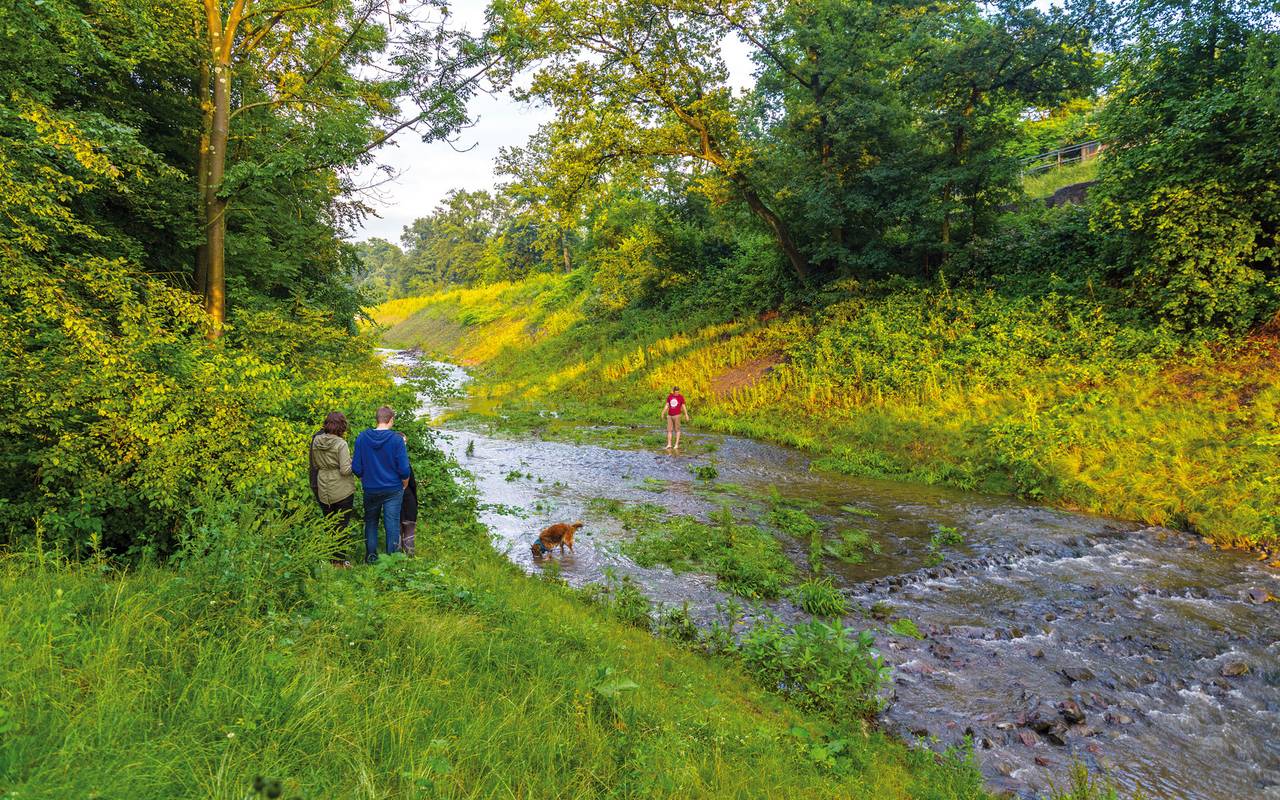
[351,405,411,563]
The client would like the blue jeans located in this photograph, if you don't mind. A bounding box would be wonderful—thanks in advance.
[362,488,403,563]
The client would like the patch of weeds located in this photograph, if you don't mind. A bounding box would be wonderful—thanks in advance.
[655,601,698,643]
[586,497,624,516]
[739,616,888,720]
[579,569,651,629]
[1046,762,1145,800]
[478,501,528,518]
[869,600,894,620]
[768,506,822,541]
[690,463,719,481]
[538,558,566,585]
[639,477,667,493]
[888,618,924,639]
[621,505,796,600]
[702,597,745,656]
[465,440,475,457]
[789,577,848,617]
[925,525,965,566]
[840,504,879,518]
[789,725,863,773]
[824,528,882,564]
[504,469,533,482]
[807,526,825,574]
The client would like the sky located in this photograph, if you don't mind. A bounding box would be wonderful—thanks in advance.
[349,1,756,244]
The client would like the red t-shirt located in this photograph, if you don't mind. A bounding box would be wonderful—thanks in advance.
[666,393,685,416]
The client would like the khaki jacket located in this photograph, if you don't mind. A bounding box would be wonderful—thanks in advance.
[311,433,354,505]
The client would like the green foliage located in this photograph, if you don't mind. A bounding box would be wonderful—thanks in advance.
[580,569,653,629]
[824,528,882,565]
[789,577,849,617]
[616,505,797,600]
[889,618,925,640]
[1048,762,1147,800]
[1092,0,1280,330]
[925,526,966,566]
[739,618,888,721]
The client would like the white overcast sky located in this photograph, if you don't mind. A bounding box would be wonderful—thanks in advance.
[349,1,756,243]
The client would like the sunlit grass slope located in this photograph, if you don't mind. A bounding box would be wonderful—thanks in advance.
[0,538,984,799]
[375,275,1280,551]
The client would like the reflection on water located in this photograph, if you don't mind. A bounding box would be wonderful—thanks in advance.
[389,352,1280,800]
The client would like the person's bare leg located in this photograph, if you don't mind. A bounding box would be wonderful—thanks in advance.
[666,414,673,449]
[673,416,682,451]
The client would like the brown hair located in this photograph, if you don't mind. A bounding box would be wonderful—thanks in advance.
[322,411,348,436]
[375,406,395,424]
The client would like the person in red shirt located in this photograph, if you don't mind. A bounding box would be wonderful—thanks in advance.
[662,386,690,451]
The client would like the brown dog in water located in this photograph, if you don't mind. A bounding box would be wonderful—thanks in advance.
[531,521,583,558]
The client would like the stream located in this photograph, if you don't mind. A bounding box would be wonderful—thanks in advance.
[389,352,1280,800]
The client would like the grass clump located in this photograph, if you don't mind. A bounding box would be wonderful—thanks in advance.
[889,618,925,639]
[825,527,882,565]
[789,576,850,617]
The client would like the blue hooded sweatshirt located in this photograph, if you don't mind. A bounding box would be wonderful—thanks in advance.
[351,428,411,493]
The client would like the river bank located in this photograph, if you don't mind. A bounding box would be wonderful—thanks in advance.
[389,349,1280,800]
[372,275,1280,555]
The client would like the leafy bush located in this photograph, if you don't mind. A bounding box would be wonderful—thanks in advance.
[739,618,887,720]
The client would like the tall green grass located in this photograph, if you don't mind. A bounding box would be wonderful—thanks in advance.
[0,521,986,799]
[373,275,1280,551]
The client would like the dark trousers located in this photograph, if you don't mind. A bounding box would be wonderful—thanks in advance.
[319,494,355,530]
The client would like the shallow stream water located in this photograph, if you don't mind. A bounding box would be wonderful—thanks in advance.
[389,352,1280,799]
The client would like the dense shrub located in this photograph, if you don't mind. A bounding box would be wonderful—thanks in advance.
[739,618,887,721]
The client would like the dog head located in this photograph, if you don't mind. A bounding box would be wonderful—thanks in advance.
[572,520,584,530]
[530,541,542,558]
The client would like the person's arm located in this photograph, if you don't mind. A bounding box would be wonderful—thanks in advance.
[350,433,363,478]
[397,437,411,488]
[339,440,353,476]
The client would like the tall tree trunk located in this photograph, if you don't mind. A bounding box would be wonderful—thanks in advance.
[194,60,212,298]
[560,231,571,272]
[205,49,230,338]
[202,0,244,339]
[736,178,810,285]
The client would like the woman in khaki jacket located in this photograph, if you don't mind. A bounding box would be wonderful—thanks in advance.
[310,411,355,529]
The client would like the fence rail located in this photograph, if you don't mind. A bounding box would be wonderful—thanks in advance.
[1020,140,1104,175]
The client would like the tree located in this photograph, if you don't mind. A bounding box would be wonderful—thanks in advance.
[903,0,1097,265]
[491,0,813,284]
[195,0,497,336]
[1092,0,1280,329]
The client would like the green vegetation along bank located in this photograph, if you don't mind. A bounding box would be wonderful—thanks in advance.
[374,273,1280,554]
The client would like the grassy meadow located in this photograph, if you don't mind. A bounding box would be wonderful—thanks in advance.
[374,274,1280,552]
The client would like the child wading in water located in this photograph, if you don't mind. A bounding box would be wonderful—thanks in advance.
[663,386,690,451]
